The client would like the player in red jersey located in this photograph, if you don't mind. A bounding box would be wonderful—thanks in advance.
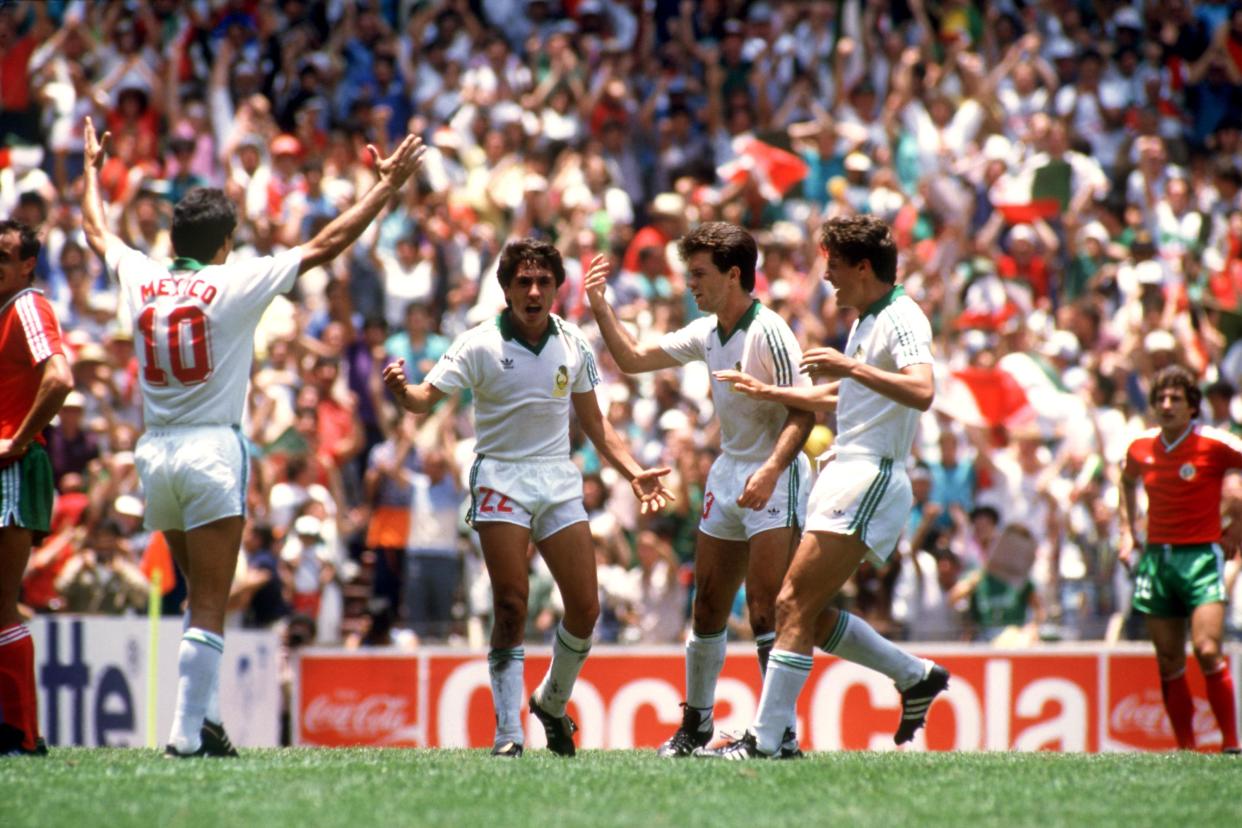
[0,220,73,755]
[1120,365,1242,753]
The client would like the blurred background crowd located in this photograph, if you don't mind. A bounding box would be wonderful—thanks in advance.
[6,0,1242,652]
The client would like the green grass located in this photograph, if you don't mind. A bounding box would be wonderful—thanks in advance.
[4,749,1240,828]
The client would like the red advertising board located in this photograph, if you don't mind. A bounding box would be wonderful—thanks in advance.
[294,645,1240,752]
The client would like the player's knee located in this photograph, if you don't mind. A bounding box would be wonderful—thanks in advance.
[565,593,600,630]
[746,594,775,635]
[1193,638,1223,668]
[492,588,529,630]
[691,590,728,630]
[1155,650,1187,677]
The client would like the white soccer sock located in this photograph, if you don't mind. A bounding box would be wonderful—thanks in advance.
[488,647,526,746]
[755,632,776,678]
[169,628,224,753]
[820,611,926,690]
[753,650,812,754]
[685,628,726,723]
[534,624,592,718]
[184,611,222,724]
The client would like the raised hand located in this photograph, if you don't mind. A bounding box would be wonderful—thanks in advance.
[367,133,426,190]
[631,466,675,514]
[382,358,411,403]
[583,254,610,303]
[84,117,111,170]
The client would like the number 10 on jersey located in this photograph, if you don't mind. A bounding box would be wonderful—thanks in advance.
[136,303,214,386]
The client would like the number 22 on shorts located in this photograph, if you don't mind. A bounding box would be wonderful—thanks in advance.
[477,487,514,513]
[137,303,214,386]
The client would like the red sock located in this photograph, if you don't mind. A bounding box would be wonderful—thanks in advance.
[0,624,39,752]
[1204,661,1240,752]
[1160,670,1196,750]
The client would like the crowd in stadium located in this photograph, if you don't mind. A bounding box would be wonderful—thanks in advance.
[5,0,1242,650]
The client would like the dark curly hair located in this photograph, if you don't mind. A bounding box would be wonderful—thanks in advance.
[496,238,566,289]
[0,219,41,265]
[676,222,758,292]
[818,214,898,284]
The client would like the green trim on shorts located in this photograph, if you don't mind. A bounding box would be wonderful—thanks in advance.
[0,442,54,537]
[848,458,893,542]
[466,455,484,526]
[1131,542,1227,618]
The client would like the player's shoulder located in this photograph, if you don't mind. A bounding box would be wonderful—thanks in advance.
[753,303,795,333]
[1127,427,1161,452]
[553,314,588,343]
[1196,424,1242,453]
[882,293,930,325]
[448,317,503,354]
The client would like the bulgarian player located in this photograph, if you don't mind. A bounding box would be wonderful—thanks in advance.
[1120,365,1241,754]
[0,220,73,756]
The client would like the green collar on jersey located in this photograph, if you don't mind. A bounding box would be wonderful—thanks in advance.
[497,311,558,355]
[716,299,760,345]
[860,283,905,321]
[171,257,208,272]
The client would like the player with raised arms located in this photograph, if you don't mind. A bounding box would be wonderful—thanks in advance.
[1120,365,1241,754]
[81,117,425,757]
[699,215,949,759]
[584,221,814,757]
[383,238,673,758]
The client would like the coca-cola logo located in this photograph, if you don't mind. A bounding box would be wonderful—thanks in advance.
[305,691,415,742]
[1110,691,1217,741]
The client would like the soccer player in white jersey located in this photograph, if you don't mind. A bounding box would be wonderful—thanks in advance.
[81,117,425,757]
[383,239,673,758]
[583,222,814,757]
[699,215,950,759]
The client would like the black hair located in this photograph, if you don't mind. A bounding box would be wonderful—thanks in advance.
[818,214,898,284]
[677,222,759,292]
[969,505,1001,525]
[0,219,41,262]
[171,188,237,262]
[496,238,566,289]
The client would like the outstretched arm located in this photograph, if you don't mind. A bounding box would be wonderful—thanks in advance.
[582,255,680,374]
[801,350,934,411]
[572,390,673,514]
[299,134,426,274]
[713,370,840,413]
[81,117,123,260]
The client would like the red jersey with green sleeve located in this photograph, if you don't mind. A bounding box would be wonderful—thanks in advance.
[0,288,65,444]
[1124,425,1242,543]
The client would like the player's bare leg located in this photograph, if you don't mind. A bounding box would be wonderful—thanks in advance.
[528,521,599,756]
[165,516,243,757]
[478,522,533,756]
[1190,602,1239,752]
[656,532,747,757]
[744,527,798,675]
[1147,614,1196,749]
[0,526,41,755]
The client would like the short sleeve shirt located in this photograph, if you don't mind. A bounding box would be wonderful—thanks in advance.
[426,313,598,461]
[1124,424,1242,544]
[0,289,65,443]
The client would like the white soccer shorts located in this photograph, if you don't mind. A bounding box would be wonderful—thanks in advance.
[466,456,588,542]
[135,425,249,532]
[804,455,912,564]
[699,453,810,542]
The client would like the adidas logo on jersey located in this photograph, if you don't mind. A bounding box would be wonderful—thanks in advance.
[767,507,780,516]
[500,358,515,370]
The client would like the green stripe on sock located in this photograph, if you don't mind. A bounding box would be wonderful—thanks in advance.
[184,630,224,653]
[555,627,592,654]
[770,652,813,671]
[821,611,851,653]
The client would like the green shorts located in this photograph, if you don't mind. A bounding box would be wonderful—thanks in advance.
[0,442,54,541]
[1131,542,1227,618]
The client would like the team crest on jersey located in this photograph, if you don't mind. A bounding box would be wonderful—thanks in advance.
[1179,462,1196,481]
[552,364,569,397]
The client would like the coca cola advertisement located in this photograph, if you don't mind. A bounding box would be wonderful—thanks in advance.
[294,644,1241,752]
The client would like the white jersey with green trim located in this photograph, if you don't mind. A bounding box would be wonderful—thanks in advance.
[426,312,599,461]
[106,238,303,427]
[658,301,809,461]
[835,285,933,461]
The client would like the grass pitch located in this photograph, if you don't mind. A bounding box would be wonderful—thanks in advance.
[3,748,1239,828]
